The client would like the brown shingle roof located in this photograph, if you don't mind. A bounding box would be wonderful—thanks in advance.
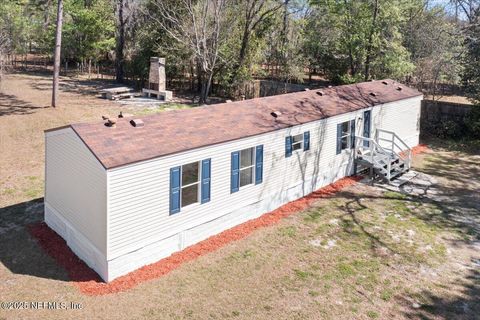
[51,79,422,169]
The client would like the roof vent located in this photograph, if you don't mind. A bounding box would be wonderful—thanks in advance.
[369,92,377,97]
[118,111,133,118]
[130,119,144,127]
[316,91,323,96]
[304,88,310,91]
[225,99,232,103]
[328,85,333,88]
[104,119,116,127]
[382,81,388,85]
[270,111,282,119]
[396,86,402,91]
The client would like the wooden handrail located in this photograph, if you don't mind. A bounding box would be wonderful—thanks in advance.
[375,128,412,169]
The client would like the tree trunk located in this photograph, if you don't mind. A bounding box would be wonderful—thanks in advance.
[364,0,379,82]
[88,59,91,78]
[199,70,206,104]
[190,60,195,92]
[196,60,202,94]
[198,68,214,105]
[51,0,63,108]
[115,0,125,83]
[280,0,290,79]
[230,23,251,84]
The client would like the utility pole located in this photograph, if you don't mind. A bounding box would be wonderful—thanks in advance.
[51,0,63,108]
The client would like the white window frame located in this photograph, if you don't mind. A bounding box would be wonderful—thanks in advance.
[339,121,352,151]
[239,147,255,189]
[180,161,200,208]
[291,133,303,152]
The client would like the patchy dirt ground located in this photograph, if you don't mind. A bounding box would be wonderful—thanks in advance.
[0,72,479,320]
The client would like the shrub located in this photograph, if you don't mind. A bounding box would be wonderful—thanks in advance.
[466,105,480,139]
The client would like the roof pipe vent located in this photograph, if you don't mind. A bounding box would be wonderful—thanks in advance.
[316,91,324,96]
[328,85,333,88]
[304,88,310,91]
[396,86,402,91]
[382,81,388,85]
[118,111,133,118]
[369,92,377,97]
[270,111,282,119]
[104,119,116,127]
[130,119,144,127]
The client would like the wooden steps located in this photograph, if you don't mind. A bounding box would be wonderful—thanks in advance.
[355,130,412,184]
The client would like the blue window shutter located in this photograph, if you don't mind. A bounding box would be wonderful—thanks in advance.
[255,145,263,185]
[350,120,356,148]
[303,131,310,151]
[201,159,211,204]
[336,123,342,155]
[285,136,292,157]
[231,151,240,193]
[170,166,181,214]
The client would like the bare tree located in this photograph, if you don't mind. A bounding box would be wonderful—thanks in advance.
[230,0,284,84]
[149,0,233,104]
[51,0,63,108]
[450,0,480,23]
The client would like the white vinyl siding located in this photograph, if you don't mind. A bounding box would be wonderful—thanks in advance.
[45,128,107,255]
[372,96,422,148]
[106,96,421,263]
[43,95,421,281]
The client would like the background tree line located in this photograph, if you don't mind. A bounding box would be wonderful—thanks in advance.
[0,0,479,105]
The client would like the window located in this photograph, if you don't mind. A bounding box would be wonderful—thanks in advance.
[285,131,310,157]
[240,147,254,187]
[181,162,200,207]
[231,145,263,193]
[170,159,211,215]
[340,121,350,151]
[336,120,355,154]
[291,134,303,151]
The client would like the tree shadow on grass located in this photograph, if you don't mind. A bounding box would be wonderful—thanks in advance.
[0,198,100,283]
[328,187,480,319]
[320,140,480,319]
[399,265,480,320]
[27,76,122,98]
[0,92,46,116]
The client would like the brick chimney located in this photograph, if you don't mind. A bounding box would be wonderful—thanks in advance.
[148,57,166,91]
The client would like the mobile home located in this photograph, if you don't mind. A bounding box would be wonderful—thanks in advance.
[44,79,422,281]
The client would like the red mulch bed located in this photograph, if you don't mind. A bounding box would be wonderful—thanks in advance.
[28,176,360,295]
[28,145,429,296]
[411,144,431,155]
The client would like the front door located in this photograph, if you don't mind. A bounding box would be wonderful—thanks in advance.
[363,110,371,147]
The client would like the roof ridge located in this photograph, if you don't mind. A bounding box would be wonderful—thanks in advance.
[45,79,422,169]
